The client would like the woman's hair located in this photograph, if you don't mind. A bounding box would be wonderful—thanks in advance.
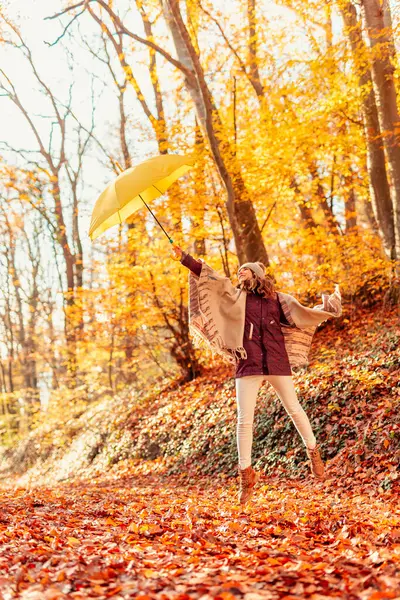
[238,263,276,298]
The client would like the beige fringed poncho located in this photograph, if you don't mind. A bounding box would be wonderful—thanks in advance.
[188,262,342,369]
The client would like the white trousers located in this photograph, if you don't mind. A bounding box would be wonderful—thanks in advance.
[236,375,316,469]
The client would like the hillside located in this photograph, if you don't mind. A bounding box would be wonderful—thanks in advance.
[1,302,398,492]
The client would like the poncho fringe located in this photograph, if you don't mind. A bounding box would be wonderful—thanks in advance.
[189,263,247,363]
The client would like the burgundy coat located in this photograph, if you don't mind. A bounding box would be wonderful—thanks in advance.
[181,253,292,378]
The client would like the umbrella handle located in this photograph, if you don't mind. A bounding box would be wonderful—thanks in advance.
[139,194,174,245]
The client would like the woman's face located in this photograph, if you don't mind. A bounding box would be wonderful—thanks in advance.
[238,267,253,283]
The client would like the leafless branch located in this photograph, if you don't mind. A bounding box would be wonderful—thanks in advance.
[338,108,364,127]
[45,1,86,20]
[86,3,157,127]
[0,68,52,164]
[0,141,41,156]
[198,1,249,79]
[45,9,85,47]
[260,202,277,233]
[3,20,66,164]
[46,0,196,85]
[61,101,116,171]
[21,195,58,235]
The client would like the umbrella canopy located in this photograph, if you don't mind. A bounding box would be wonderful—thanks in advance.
[89,154,196,241]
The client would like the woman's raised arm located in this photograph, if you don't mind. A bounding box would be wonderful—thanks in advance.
[171,245,202,277]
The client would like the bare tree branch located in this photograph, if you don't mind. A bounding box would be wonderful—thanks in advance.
[3,19,67,169]
[45,1,86,20]
[46,0,197,85]
[198,3,248,80]
[260,201,277,233]
[0,68,52,164]
[198,0,264,99]
[45,9,85,47]
[85,3,157,127]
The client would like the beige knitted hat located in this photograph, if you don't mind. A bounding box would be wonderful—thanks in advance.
[238,262,266,279]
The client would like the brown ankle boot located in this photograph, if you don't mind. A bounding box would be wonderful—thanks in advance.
[307,445,325,479]
[238,466,259,505]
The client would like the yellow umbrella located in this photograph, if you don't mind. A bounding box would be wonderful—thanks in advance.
[89,154,196,242]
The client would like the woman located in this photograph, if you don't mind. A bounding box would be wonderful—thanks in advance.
[171,245,341,504]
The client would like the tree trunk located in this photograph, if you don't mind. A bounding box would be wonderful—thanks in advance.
[361,0,400,260]
[309,162,341,235]
[344,183,358,232]
[137,1,169,155]
[161,0,268,265]
[51,179,77,375]
[118,88,132,170]
[45,298,59,391]
[290,177,318,230]
[170,309,201,382]
[0,362,6,394]
[340,1,395,258]
[382,0,397,62]
[7,359,14,394]
[247,0,264,98]
[192,123,207,257]
[70,177,84,341]
[26,258,39,393]
[363,195,379,233]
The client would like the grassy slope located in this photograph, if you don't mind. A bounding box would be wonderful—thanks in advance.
[1,303,399,491]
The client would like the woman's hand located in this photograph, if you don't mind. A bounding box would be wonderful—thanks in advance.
[171,245,183,261]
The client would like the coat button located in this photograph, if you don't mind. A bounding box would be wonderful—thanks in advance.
[270,320,275,324]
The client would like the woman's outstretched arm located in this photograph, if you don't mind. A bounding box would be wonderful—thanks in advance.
[171,245,202,277]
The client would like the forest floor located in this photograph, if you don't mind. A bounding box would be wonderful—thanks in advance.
[0,302,399,599]
[0,466,399,600]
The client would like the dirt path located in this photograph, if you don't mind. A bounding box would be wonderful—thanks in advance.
[0,473,399,600]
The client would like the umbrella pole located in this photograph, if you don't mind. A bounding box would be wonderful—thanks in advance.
[139,194,174,245]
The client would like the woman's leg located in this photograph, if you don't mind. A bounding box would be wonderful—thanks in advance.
[235,375,265,469]
[264,375,316,449]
